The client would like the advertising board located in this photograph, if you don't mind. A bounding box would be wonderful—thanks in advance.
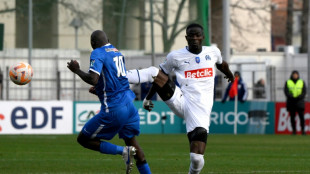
[0,101,72,134]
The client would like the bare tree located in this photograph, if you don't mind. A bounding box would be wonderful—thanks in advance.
[57,0,102,31]
[229,0,271,51]
[301,0,308,53]
[286,0,293,45]
[128,0,195,53]
[0,1,15,14]
[211,0,271,52]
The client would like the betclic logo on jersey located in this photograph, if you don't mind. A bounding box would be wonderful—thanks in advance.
[185,68,213,78]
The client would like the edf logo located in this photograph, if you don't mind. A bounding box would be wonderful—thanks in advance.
[11,107,63,129]
[0,113,4,132]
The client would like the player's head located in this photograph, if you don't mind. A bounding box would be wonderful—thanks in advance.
[291,70,299,80]
[90,30,109,49]
[234,71,240,78]
[185,23,205,51]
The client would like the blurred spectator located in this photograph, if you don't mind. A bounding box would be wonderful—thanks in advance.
[284,70,307,135]
[254,78,266,99]
[221,71,247,103]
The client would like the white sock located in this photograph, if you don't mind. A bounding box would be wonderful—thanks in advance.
[189,153,204,174]
[127,69,140,84]
[127,66,159,84]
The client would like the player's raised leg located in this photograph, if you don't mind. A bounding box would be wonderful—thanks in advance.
[77,132,125,155]
[76,111,128,154]
[126,66,159,84]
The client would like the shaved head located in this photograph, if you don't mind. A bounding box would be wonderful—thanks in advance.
[91,30,109,49]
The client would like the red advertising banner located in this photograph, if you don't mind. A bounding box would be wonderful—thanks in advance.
[275,102,310,134]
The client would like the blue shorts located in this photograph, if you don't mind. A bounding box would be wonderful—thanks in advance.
[81,102,140,140]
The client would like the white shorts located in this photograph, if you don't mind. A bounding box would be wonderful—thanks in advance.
[164,86,210,133]
[164,86,185,119]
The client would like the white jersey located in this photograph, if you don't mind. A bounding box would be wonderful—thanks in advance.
[160,46,223,132]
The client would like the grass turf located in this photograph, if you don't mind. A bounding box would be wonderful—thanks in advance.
[0,134,309,174]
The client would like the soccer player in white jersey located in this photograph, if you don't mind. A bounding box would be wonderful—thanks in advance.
[126,23,234,174]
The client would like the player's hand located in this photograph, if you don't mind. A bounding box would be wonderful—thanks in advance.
[224,75,234,83]
[67,60,80,73]
[89,86,97,95]
[143,98,154,112]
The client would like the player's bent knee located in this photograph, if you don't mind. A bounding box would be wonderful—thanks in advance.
[77,132,89,147]
[190,153,204,174]
[157,79,176,101]
[187,127,208,143]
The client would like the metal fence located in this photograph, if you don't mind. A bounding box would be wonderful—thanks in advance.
[0,49,308,102]
[0,49,89,101]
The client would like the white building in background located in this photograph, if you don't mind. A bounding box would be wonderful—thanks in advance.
[0,0,271,53]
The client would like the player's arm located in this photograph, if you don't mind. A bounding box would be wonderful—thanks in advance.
[216,60,234,82]
[67,60,99,86]
[143,70,169,111]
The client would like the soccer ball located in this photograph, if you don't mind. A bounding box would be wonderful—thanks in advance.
[9,62,33,85]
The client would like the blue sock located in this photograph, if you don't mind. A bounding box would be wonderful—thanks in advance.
[99,141,124,155]
[137,163,151,174]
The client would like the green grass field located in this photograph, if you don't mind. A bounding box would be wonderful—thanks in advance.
[0,134,309,174]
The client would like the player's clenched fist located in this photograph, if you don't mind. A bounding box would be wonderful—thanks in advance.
[224,75,234,83]
[67,60,80,73]
[143,98,154,112]
[89,86,97,95]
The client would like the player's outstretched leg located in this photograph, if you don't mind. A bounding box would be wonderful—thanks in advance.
[127,66,159,84]
[78,132,139,173]
[124,137,151,174]
[77,132,126,155]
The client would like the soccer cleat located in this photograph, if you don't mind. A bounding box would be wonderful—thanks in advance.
[122,146,136,174]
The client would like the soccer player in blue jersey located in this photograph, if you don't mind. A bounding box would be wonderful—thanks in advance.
[67,30,151,174]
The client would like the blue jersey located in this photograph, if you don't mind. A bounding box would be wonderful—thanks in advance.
[89,44,135,112]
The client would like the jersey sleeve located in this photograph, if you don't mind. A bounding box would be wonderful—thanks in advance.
[213,46,223,64]
[159,52,175,74]
[89,50,104,75]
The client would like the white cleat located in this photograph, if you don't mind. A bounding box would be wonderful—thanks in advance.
[122,146,136,174]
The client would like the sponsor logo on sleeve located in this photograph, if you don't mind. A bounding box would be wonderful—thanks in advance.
[90,60,95,67]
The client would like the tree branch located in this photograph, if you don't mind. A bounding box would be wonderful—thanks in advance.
[169,0,186,40]
[0,8,15,14]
